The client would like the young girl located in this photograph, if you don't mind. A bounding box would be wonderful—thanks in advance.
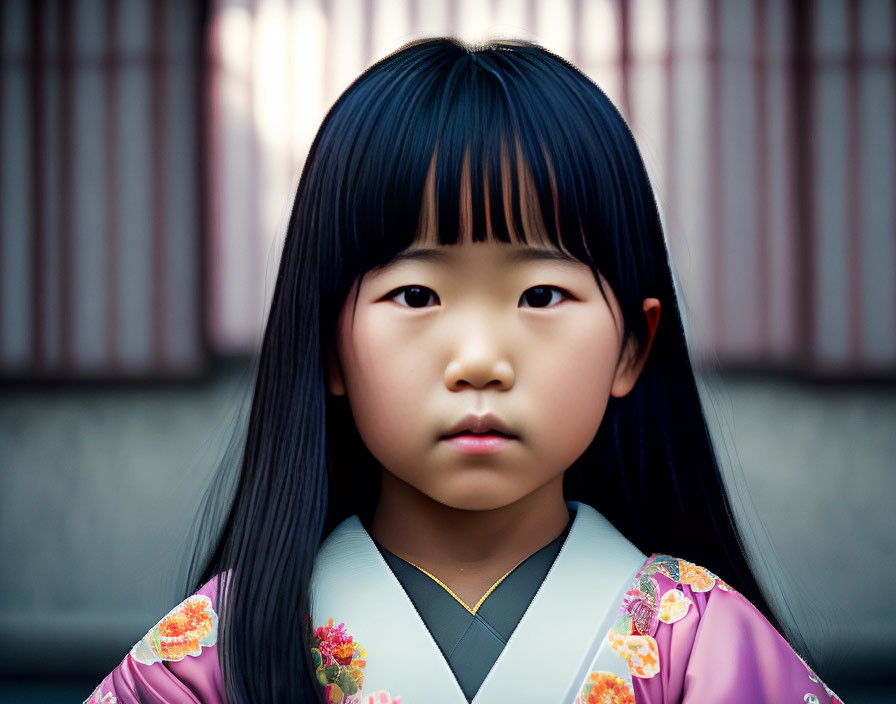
[85,38,842,704]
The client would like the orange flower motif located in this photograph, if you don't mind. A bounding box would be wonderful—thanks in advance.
[334,640,355,666]
[676,560,716,592]
[575,671,636,704]
[608,629,660,678]
[130,595,218,665]
[657,589,692,624]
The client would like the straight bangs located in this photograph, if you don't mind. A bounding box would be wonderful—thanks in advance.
[312,38,661,349]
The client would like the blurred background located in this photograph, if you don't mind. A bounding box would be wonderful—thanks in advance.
[1,0,894,701]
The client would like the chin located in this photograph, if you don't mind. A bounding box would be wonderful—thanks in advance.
[426,478,531,512]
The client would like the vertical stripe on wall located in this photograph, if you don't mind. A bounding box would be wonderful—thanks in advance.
[72,0,107,369]
[103,0,119,367]
[857,0,896,367]
[0,0,203,379]
[720,0,759,359]
[59,0,75,370]
[254,0,294,347]
[766,0,797,361]
[846,0,861,365]
[663,0,677,256]
[618,0,633,120]
[1,1,30,368]
[791,0,815,368]
[753,0,769,355]
[813,0,850,367]
[630,0,669,244]
[42,6,62,368]
[579,0,621,111]
[164,0,202,367]
[116,0,152,370]
[670,0,710,357]
[210,0,258,352]
[0,0,34,368]
[707,0,722,357]
[150,0,166,367]
[28,0,46,368]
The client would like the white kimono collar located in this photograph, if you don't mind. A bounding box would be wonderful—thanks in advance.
[310,501,646,703]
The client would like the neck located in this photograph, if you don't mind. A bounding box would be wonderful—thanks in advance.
[370,471,570,575]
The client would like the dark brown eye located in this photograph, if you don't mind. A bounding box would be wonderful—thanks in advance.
[390,285,439,308]
[520,286,569,308]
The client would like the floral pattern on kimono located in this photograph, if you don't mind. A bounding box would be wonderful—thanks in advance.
[83,540,847,703]
[574,671,636,704]
[84,685,118,704]
[309,616,401,704]
[83,577,404,704]
[129,594,218,666]
[602,553,845,704]
[82,576,227,704]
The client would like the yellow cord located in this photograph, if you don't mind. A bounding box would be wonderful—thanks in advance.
[403,560,518,615]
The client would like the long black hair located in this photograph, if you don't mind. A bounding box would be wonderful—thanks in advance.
[186,37,810,702]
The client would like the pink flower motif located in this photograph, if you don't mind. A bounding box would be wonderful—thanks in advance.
[621,586,657,635]
[344,690,401,704]
[314,618,355,666]
[309,617,398,704]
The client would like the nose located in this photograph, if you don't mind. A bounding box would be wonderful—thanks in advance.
[443,326,515,391]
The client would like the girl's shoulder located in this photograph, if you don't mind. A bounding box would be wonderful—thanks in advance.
[606,553,844,704]
[83,574,228,704]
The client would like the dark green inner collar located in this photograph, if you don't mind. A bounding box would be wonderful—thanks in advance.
[368,513,572,701]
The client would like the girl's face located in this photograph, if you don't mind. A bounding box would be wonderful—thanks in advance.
[328,238,658,512]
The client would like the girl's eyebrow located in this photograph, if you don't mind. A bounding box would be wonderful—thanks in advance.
[374,246,582,274]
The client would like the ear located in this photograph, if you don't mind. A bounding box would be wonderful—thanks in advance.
[327,346,346,396]
[610,298,661,398]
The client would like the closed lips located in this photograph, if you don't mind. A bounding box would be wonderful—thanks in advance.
[441,412,518,439]
[443,429,515,438]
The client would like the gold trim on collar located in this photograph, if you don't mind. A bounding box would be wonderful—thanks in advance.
[403,560,518,615]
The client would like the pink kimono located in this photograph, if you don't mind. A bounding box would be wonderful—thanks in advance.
[84,506,843,704]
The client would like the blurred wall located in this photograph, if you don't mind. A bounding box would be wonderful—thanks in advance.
[2,0,895,380]
[204,0,896,375]
[0,0,204,380]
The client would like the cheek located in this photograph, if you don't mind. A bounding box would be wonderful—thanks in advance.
[337,311,433,463]
[526,320,618,462]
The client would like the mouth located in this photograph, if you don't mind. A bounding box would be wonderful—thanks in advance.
[440,429,517,439]
[441,412,518,440]
[439,410,519,456]
[440,430,517,455]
